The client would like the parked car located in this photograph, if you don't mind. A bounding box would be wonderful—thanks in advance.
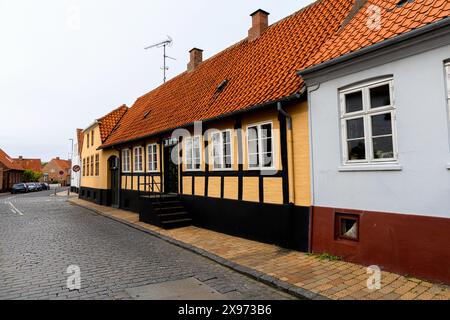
[11,183,28,194]
[34,183,43,191]
[41,183,50,190]
[26,183,37,192]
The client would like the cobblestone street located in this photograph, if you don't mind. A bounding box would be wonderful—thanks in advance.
[0,191,295,300]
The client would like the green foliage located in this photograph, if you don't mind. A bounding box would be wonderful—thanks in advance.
[307,252,342,261]
[23,170,43,183]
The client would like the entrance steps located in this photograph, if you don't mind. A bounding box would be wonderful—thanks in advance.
[139,194,192,230]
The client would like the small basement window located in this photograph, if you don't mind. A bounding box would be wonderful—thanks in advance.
[335,213,359,241]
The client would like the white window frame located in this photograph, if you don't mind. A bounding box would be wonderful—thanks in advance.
[122,149,131,173]
[340,78,398,166]
[185,136,202,171]
[445,62,450,169]
[147,144,158,173]
[246,121,276,170]
[133,147,144,173]
[211,129,233,171]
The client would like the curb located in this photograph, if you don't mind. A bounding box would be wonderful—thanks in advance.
[68,199,329,301]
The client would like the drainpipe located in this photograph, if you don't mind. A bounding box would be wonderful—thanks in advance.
[277,102,295,204]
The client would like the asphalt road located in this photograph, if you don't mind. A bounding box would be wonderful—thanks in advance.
[0,190,295,300]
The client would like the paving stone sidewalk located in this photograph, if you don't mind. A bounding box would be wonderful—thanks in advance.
[69,198,450,301]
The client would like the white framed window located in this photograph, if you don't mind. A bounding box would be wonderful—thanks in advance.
[185,136,201,171]
[134,147,143,172]
[147,144,158,172]
[340,78,397,165]
[122,149,130,173]
[211,130,233,170]
[246,122,274,170]
[446,62,450,115]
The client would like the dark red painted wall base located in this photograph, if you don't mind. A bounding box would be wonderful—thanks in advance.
[312,206,450,284]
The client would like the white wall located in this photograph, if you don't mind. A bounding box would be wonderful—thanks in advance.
[309,44,450,218]
[70,139,81,189]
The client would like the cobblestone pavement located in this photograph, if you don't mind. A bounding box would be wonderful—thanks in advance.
[0,191,296,300]
[69,198,450,301]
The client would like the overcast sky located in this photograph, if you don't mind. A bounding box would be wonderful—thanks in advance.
[0,0,314,162]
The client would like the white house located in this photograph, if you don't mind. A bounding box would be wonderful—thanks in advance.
[70,129,83,193]
[298,1,450,284]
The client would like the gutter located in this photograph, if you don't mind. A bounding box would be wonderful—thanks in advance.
[277,101,295,204]
[298,17,450,77]
[99,90,306,150]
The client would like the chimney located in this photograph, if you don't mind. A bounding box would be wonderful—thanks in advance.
[56,157,60,160]
[19,156,23,160]
[248,9,270,42]
[187,48,203,72]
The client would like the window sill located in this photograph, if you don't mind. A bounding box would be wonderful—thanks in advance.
[338,164,402,172]
[446,163,450,170]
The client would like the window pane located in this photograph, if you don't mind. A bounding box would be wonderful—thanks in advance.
[249,154,259,167]
[370,84,391,108]
[371,113,392,136]
[262,153,273,167]
[346,118,365,139]
[345,91,363,113]
[248,139,258,155]
[373,136,394,159]
[348,139,366,160]
[248,127,258,141]
[261,124,272,139]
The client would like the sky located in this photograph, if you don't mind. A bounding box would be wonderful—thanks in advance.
[0,0,315,162]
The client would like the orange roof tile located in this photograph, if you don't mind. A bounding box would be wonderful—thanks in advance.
[13,158,42,172]
[0,149,24,171]
[50,158,72,170]
[97,105,128,143]
[102,0,355,148]
[302,0,450,71]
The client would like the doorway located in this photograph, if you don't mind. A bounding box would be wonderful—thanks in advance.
[109,156,120,207]
[164,144,179,194]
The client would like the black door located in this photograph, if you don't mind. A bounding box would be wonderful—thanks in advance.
[109,157,120,207]
[164,145,179,194]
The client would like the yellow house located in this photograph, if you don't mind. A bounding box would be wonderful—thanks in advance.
[79,105,127,206]
[80,3,355,251]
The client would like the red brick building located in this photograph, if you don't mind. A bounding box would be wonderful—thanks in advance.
[42,157,72,186]
[0,149,24,192]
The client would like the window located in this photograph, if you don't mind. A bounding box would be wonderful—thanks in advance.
[95,154,99,176]
[90,156,94,176]
[122,149,130,172]
[247,122,274,169]
[211,130,233,170]
[185,136,201,171]
[82,159,86,177]
[86,157,90,176]
[335,213,359,241]
[91,129,94,146]
[134,147,143,172]
[87,133,90,148]
[147,144,158,172]
[340,79,397,164]
[446,62,450,114]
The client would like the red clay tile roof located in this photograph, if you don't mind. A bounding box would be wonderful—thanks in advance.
[76,129,84,155]
[97,105,128,143]
[102,0,355,148]
[13,158,42,172]
[0,149,24,171]
[302,0,450,71]
[49,158,72,170]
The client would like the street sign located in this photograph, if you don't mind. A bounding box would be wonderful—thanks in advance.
[59,170,65,176]
[72,165,81,173]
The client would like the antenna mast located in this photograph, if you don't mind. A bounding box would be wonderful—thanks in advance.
[145,36,176,83]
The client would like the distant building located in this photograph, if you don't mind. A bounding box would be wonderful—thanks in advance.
[0,149,24,192]
[42,157,72,186]
[13,156,42,173]
[70,129,84,193]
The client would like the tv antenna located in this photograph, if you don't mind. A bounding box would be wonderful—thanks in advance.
[145,36,176,83]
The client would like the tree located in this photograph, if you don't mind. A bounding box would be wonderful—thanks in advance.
[23,170,43,182]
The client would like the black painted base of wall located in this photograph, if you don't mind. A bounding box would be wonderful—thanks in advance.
[70,187,79,194]
[79,187,111,206]
[181,195,310,252]
[120,189,141,213]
